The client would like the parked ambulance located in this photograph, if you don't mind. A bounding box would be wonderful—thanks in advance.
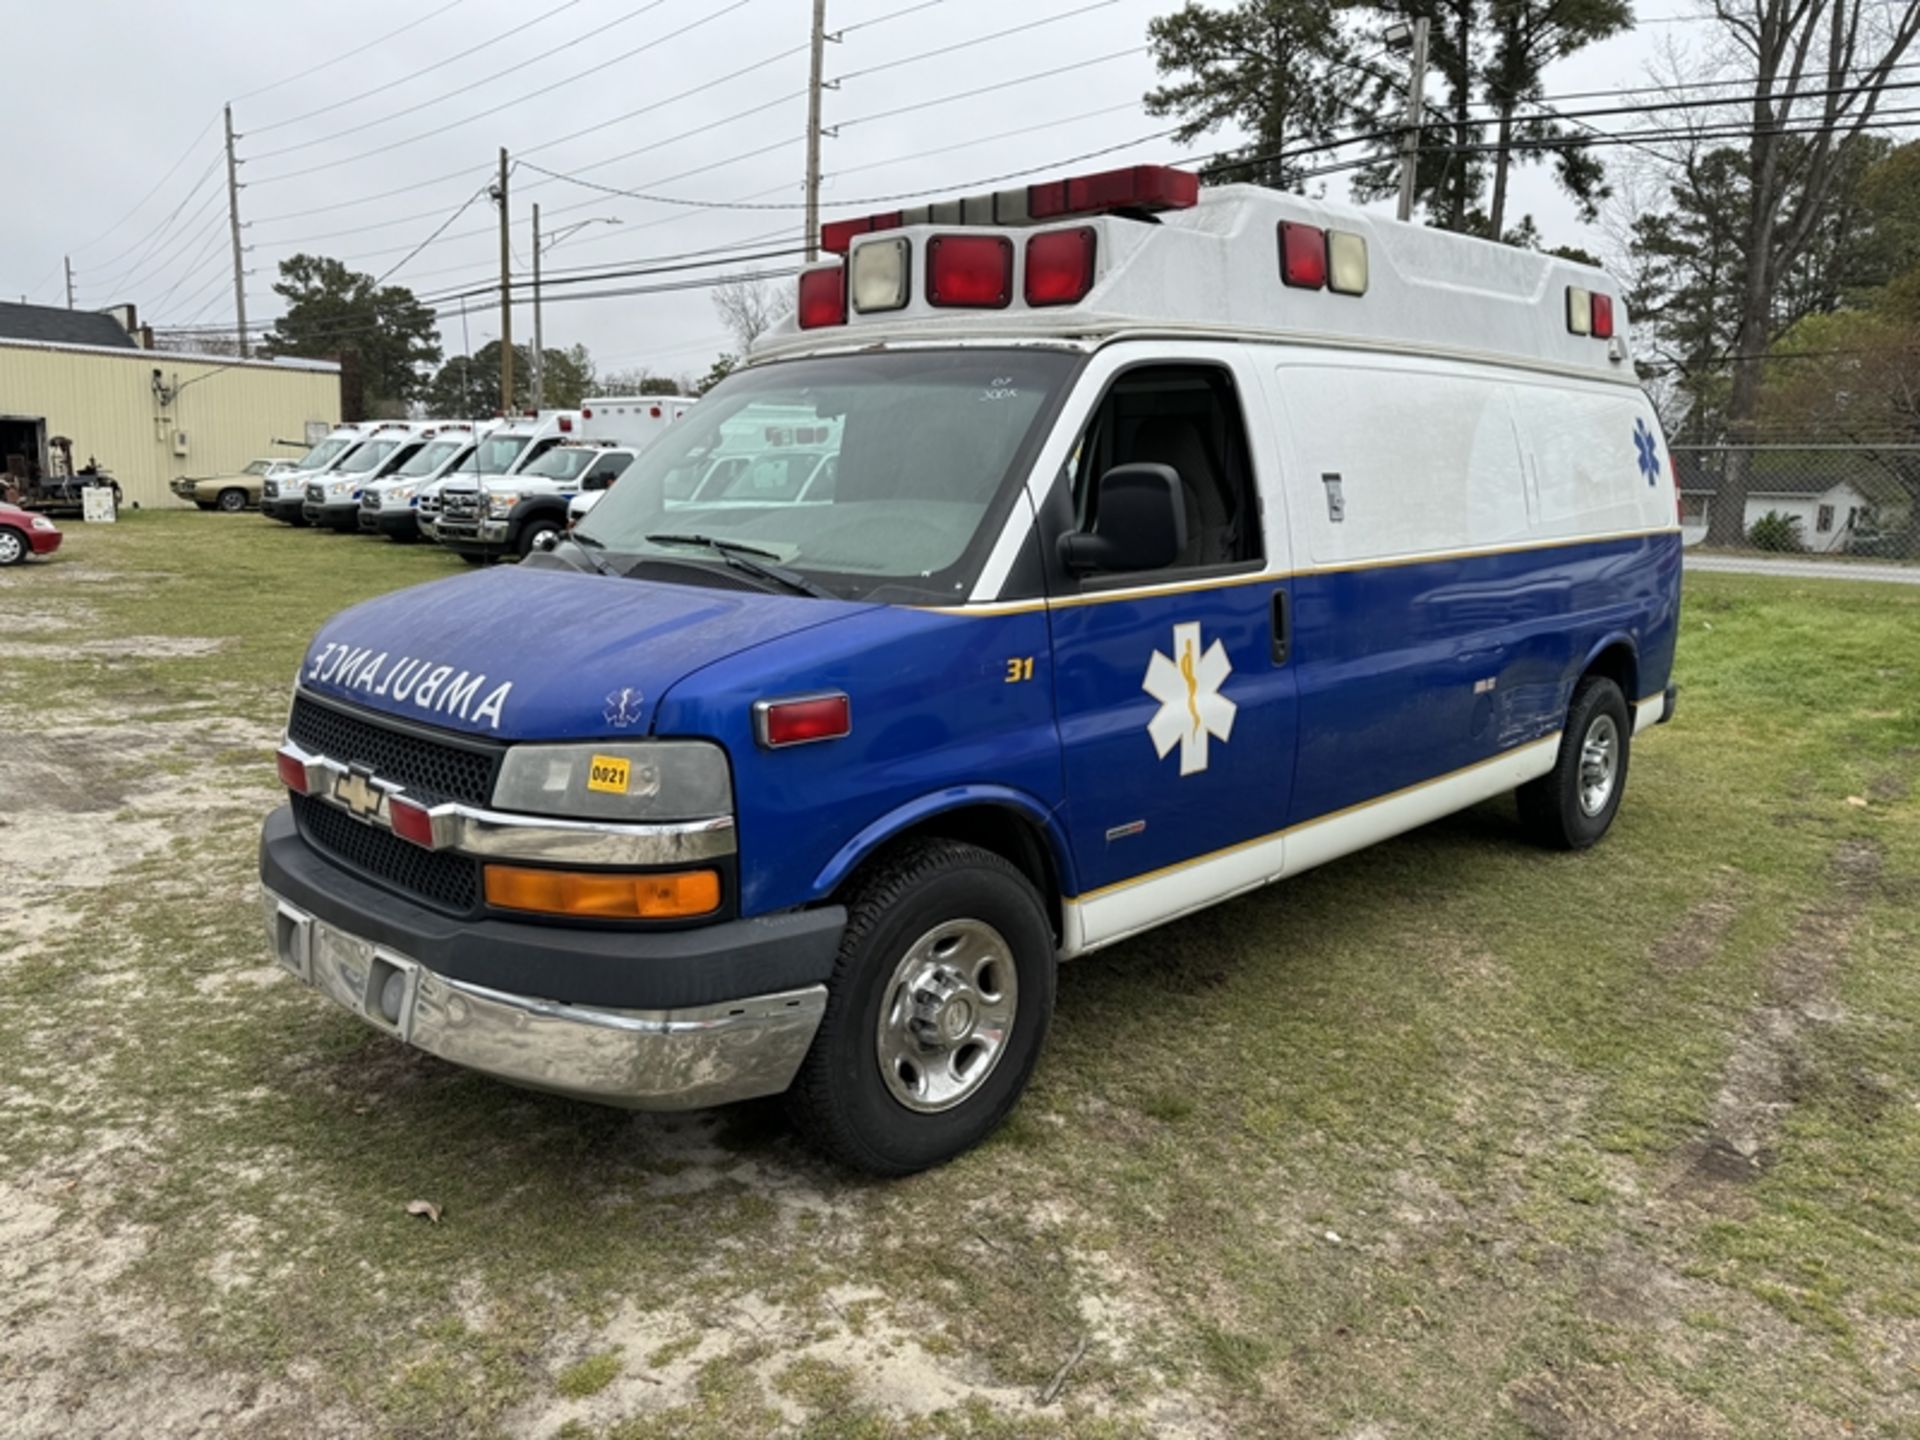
[358,422,497,541]
[303,422,446,532]
[435,442,642,560]
[260,167,1680,1176]
[415,410,580,544]
[260,423,379,525]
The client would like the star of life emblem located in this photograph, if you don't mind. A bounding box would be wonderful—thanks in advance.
[1143,622,1237,776]
[604,688,645,729]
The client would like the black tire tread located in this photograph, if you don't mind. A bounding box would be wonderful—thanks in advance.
[1518,675,1629,850]
[786,837,1047,1176]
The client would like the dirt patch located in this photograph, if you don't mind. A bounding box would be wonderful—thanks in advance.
[1651,866,1743,974]
[1508,1362,1734,1439]
[1673,841,1881,1194]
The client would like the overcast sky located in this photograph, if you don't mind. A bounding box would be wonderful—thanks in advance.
[2,0,1709,385]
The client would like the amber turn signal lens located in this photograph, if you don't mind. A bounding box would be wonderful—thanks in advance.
[483,865,721,919]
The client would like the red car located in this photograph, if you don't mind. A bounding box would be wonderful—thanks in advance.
[0,502,62,566]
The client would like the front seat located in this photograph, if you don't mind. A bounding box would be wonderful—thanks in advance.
[1128,417,1233,567]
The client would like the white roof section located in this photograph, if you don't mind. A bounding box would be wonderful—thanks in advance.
[758,183,1635,386]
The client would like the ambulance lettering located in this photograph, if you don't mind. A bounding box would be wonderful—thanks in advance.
[304,642,515,729]
[1143,622,1236,776]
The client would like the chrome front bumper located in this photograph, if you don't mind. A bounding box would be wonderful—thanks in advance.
[260,887,827,1110]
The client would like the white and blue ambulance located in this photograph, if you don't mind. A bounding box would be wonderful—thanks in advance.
[260,166,1680,1175]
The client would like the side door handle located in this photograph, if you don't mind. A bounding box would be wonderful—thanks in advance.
[1271,589,1291,665]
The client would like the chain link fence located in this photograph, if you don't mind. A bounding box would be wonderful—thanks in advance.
[1673,444,1920,563]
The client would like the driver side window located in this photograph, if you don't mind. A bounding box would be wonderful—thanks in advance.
[1070,365,1260,572]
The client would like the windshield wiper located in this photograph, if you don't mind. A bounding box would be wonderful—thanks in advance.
[643,533,836,599]
[558,530,614,577]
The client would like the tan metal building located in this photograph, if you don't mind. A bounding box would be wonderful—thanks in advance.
[0,321,341,509]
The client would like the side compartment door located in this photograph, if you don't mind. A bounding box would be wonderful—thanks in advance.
[1040,347,1298,947]
[1273,358,1538,827]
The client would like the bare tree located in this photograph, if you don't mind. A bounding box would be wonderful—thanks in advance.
[1703,0,1920,543]
[710,276,794,355]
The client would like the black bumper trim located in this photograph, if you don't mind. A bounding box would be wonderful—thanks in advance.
[259,806,845,1010]
[1661,684,1678,725]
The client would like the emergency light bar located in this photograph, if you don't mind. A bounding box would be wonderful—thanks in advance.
[821,164,1199,255]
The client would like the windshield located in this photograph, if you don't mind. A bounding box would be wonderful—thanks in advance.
[337,439,401,475]
[469,435,531,475]
[521,448,603,481]
[397,440,462,477]
[294,437,350,471]
[245,460,274,475]
[576,349,1075,602]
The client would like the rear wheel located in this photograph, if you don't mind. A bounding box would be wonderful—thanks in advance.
[216,488,248,513]
[0,527,25,566]
[1518,675,1631,849]
[788,839,1055,1176]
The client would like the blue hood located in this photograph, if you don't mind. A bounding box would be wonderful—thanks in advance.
[299,565,871,740]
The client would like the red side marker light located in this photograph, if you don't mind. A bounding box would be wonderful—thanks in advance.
[756,693,851,748]
[797,265,847,328]
[1280,222,1327,289]
[276,751,310,794]
[650,405,662,418]
[558,416,573,432]
[1591,292,1615,339]
[1025,227,1097,306]
[388,796,437,848]
[927,233,1013,308]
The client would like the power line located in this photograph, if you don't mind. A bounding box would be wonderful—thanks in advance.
[832,0,1120,83]
[77,153,225,286]
[247,0,591,136]
[249,0,758,186]
[228,0,477,104]
[375,183,498,286]
[247,0,664,159]
[80,181,228,300]
[836,46,1150,129]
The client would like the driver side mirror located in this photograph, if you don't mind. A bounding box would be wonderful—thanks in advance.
[1058,463,1186,573]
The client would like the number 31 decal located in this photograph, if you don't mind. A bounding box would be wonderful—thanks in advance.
[1004,656,1035,683]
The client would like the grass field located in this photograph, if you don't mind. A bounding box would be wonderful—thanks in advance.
[2,511,1917,1439]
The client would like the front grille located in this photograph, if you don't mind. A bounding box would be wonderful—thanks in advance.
[292,793,480,914]
[361,490,382,511]
[305,484,324,502]
[287,694,501,808]
[442,489,482,519]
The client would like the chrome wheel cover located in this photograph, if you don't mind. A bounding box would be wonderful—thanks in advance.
[876,918,1018,1113]
[1578,712,1621,816]
[0,531,22,564]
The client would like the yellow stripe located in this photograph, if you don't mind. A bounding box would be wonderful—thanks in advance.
[1067,733,1562,903]
[921,526,1681,617]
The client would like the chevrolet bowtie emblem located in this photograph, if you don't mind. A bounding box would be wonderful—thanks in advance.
[333,763,384,822]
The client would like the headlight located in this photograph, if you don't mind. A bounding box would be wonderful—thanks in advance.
[488,492,521,518]
[493,741,732,822]
[388,484,417,505]
[30,516,55,531]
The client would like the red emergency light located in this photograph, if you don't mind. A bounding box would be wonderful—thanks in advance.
[1591,292,1615,339]
[1280,222,1328,289]
[1025,227,1097,307]
[797,264,847,328]
[927,234,1013,308]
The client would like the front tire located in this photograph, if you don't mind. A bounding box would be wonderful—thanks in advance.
[788,839,1055,1176]
[0,527,25,566]
[1518,675,1631,849]
[517,517,562,558]
[216,488,248,512]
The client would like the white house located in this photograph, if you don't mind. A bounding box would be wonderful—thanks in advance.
[1676,451,1914,553]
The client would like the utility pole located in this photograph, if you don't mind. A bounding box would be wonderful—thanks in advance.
[223,104,249,353]
[803,0,829,260]
[63,257,75,309]
[531,204,544,410]
[1392,18,1430,223]
[496,147,514,412]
